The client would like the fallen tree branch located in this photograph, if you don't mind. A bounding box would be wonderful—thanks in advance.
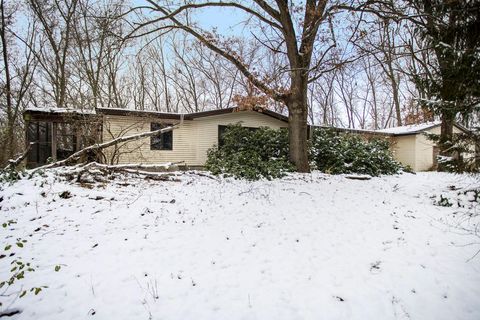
[0,308,22,318]
[123,169,181,181]
[345,174,372,180]
[185,170,220,181]
[30,124,180,172]
[57,161,183,184]
[82,161,185,171]
[3,142,36,171]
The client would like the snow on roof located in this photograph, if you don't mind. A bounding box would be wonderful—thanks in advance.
[96,107,184,116]
[25,107,96,115]
[375,121,441,135]
[24,106,288,122]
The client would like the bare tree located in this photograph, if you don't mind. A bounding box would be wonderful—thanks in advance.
[189,42,240,110]
[0,0,37,164]
[27,0,79,109]
[355,0,480,159]
[128,1,353,172]
[71,0,128,110]
[353,16,404,127]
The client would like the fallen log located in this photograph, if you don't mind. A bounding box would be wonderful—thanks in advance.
[3,142,36,171]
[58,161,183,184]
[30,124,179,173]
[82,161,185,171]
[345,174,372,180]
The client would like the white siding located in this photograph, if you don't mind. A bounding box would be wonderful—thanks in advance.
[415,125,466,171]
[192,111,287,165]
[390,135,416,170]
[414,127,437,171]
[102,115,196,165]
[102,111,287,166]
[390,125,469,171]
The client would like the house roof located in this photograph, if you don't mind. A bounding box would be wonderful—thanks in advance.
[95,107,185,120]
[311,125,390,136]
[188,107,289,122]
[24,106,289,124]
[23,107,98,122]
[95,106,289,122]
[375,121,441,135]
[23,107,470,137]
[24,107,96,115]
[375,121,470,136]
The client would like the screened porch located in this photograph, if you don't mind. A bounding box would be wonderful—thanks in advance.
[23,110,101,168]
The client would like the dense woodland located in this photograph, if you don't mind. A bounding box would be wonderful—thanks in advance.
[0,0,478,170]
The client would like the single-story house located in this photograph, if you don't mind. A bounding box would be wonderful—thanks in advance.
[321,121,472,171]
[23,106,288,168]
[375,121,471,171]
[22,107,471,171]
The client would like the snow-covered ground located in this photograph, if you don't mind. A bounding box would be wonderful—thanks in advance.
[1,171,479,320]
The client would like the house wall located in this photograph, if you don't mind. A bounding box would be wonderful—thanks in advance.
[414,127,438,171]
[390,125,468,171]
[390,135,416,170]
[101,115,196,165]
[415,125,468,171]
[192,111,287,165]
[102,111,287,166]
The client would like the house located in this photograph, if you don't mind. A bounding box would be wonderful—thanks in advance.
[23,108,100,168]
[374,121,472,171]
[318,121,472,171]
[23,107,471,171]
[23,107,288,168]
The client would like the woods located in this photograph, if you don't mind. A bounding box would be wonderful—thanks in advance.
[0,0,478,171]
[1,2,480,318]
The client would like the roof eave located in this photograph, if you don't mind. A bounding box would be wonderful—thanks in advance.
[96,108,183,120]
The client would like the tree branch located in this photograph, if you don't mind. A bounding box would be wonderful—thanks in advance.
[131,1,287,102]
[31,124,180,172]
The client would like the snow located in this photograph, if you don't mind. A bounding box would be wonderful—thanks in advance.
[24,107,96,115]
[1,171,480,320]
[376,121,441,135]
[96,107,184,115]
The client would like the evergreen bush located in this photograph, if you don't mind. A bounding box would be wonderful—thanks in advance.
[205,125,403,180]
[205,124,294,180]
[310,128,402,176]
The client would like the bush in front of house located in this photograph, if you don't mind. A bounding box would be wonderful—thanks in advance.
[310,128,403,176]
[425,131,479,173]
[205,124,294,180]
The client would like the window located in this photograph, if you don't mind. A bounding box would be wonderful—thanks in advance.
[218,125,228,147]
[151,122,173,150]
[56,122,76,160]
[217,125,258,147]
[27,121,52,167]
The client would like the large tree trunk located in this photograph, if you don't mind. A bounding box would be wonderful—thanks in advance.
[437,111,455,171]
[286,82,310,172]
[439,112,454,151]
[288,107,310,172]
[0,0,14,162]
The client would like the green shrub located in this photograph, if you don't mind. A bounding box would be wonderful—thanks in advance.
[310,128,402,176]
[0,233,54,307]
[425,131,479,173]
[205,124,294,180]
[0,168,22,184]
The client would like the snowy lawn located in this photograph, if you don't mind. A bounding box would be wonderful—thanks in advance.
[1,171,479,320]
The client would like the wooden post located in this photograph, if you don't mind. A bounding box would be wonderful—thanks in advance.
[76,125,81,152]
[51,122,57,161]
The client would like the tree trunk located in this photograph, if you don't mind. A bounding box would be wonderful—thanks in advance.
[439,112,454,151]
[1,0,14,161]
[437,111,455,171]
[287,92,310,173]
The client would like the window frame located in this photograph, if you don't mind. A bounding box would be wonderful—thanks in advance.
[150,122,173,151]
[217,124,259,147]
